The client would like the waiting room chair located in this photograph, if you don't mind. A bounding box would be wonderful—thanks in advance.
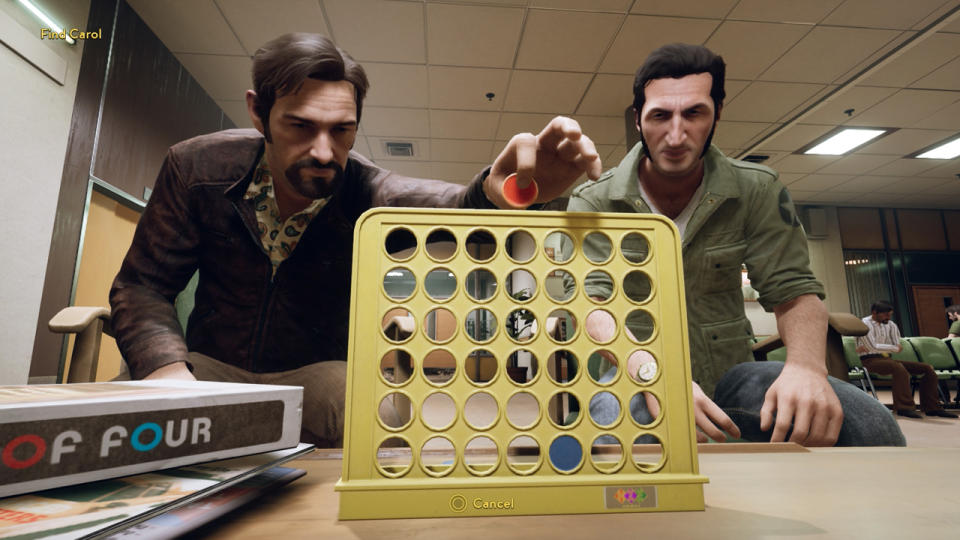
[904,336,959,405]
[751,312,868,383]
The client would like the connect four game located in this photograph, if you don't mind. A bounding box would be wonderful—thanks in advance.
[336,208,706,519]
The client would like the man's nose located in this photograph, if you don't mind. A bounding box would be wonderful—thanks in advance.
[310,132,334,163]
[665,117,685,145]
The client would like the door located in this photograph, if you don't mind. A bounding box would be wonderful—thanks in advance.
[912,286,960,338]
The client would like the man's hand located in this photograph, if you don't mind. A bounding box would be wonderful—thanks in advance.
[760,363,842,446]
[144,361,196,381]
[484,116,602,208]
[691,381,741,443]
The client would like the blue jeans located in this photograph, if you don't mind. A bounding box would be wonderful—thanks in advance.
[590,361,906,446]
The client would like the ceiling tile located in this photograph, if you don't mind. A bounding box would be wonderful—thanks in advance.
[599,16,720,74]
[571,115,626,145]
[427,0,526,6]
[577,74,634,116]
[777,173,807,185]
[943,15,960,33]
[758,26,901,84]
[430,139,495,163]
[911,56,960,90]
[801,86,898,125]
[128,0,245,55]
[176,53,252,101]
[217,99,253,128]
[861,33,960,88]
[877,177,953,193]
[722,81,825,123]
[725,0,842,24]
[363,63,428,108]
[868,158,943,177]
[361,107,430,137]
[216,0,328,55]
[496,112,556,140]
[804,191,863,203]
[428,67,510,111]
[856,128,956,156]
[432,162,489,184]
[757,124,834,152]
[630,0,737,18]
[713,121,772,149]
[772,154,840,173]
[843,192,911,205]
[917,157,960,178]
[816,154,899,175]
[426,3,523,68]
[786,174,853,191]
[724,80,750,103]
[429,110,500,139]
[926,181,960,195]
[503,71,593,114]
[516,10,621,71]
[850,89,959,127]
[605,144,628,166]
[914,99,960,130]
[530,0,632,11]
[705,21,810,80]
[788,190,822,202]
[829,175,899,191]
[822,0,948,30]
[324,0,425,63]
[373,159,433,179]
[367,136,431,161]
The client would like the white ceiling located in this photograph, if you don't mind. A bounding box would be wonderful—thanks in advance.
[128,0,960,208]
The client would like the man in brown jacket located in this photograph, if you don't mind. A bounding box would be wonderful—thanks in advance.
[109,33,601,446]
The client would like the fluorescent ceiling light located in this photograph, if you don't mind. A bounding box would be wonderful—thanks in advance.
[804,128,887,155]
[17,0,74,44]
[917,136,960,159]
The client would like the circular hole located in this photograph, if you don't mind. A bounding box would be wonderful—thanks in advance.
[382,268,415,301]
[507,349,538,385]
[584,270,613,302]
[424,307,456,343]
[547,350,579,385]
[465,229,496,262]
[625,309,655,343]
[466,349,497,385]
[424,268,457,301]
[376,437,412,477]
[506,391,540,429]
[589,391,621,428]
[583,232,612,263]
[381,308,414,343]
[380,349,412,386]
[629,391,661,427]
[621,232,650,264]
[464,435,499,476]
[505,269,537,301]
[591,434,624,473]
[465,308,497,342]
[546,269,575,302]
[632,433,664,473]
[547,309,577,343]
[624,270,653,303]
[544,231,574,263]
[506,230,536,263]
[628,350,659,383]
[464,392,499,430]
[548,434,582,473]
[422,392,457,430]
[465,268,498,302]
[420,436,456,477]
[379,392,413,430]
[585,309,617,344]
[385,228,417,260]
[425,229,457,261]
[507,435,541,475]
[548,391,580,427]
[505,308,538,343]
[587,350,618,384]
[422,349,456,385]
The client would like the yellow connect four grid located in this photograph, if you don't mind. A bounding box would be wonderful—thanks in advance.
[336,208,706,519]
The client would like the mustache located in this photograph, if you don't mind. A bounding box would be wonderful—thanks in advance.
[289,158,344,176]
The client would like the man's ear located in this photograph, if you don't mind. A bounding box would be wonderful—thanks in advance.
[246,90,265,135]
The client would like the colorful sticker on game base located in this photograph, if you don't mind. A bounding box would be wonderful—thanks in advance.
[336,208,706,519]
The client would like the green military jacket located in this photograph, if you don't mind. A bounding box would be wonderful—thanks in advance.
[569,142,825,396]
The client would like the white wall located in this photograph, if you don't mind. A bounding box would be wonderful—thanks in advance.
[0,0,89,384]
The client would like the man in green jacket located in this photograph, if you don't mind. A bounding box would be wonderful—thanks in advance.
[574,43,903,446]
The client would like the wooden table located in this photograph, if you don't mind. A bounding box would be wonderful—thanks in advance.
[199,444,960,539]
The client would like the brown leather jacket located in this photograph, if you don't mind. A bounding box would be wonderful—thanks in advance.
[110,129,494,379]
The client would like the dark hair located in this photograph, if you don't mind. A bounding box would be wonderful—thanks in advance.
[947,304,960,316]
[251,33,369,141]
[633,43,726,115]
[871,301,895,314]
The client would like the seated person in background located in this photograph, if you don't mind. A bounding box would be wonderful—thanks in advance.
[946,304,960,338]
[857,301,957,419]
[574,43,905,446]
[109,33,602,447]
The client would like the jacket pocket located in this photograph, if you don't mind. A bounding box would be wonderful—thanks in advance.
[695,317,754,392]
[699,241,746,294]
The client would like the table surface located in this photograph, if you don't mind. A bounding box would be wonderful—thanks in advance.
[199,444,960,539]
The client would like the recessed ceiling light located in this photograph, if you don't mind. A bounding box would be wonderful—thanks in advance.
[16,0,74,44]
[916,136,960,160]
[803,128,888,155]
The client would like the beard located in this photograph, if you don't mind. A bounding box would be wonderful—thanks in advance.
[284,158,345,200]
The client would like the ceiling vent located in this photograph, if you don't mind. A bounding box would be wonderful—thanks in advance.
[384,141,416,158]
[743,154,769,163]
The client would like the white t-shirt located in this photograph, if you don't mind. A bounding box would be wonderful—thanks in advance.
[638,178,706,239]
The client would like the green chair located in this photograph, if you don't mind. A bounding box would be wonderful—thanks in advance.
[906,336,960,404]
[843,336,877,399]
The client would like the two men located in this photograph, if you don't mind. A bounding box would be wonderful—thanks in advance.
[572,44,903,446]
[109,33,600,446]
